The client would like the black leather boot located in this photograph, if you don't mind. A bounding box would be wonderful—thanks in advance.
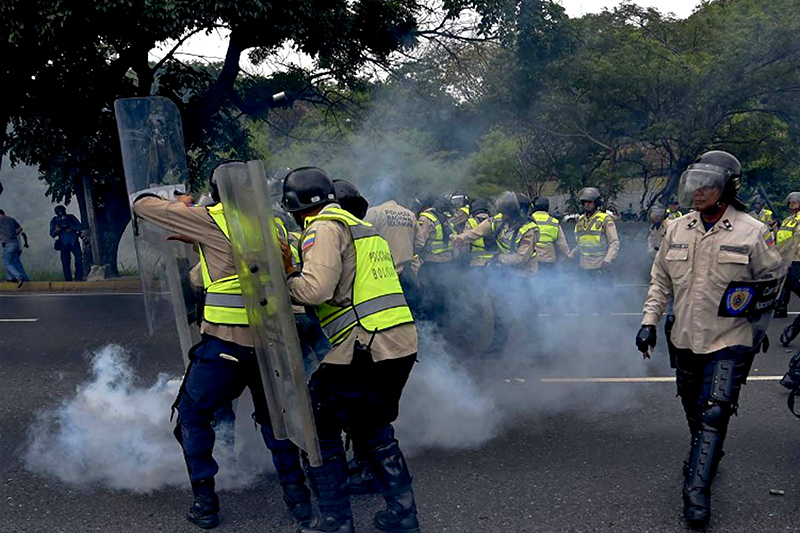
[774,307,788,319]
[187,479,220,529]
[300,455,354,533]
[348,457,379,495]
[367,443,421,533]
[781,323,800,347]
[683,430,723,529]
[283,483,313,525]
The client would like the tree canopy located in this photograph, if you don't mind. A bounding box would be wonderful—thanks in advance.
[4,0,800,272]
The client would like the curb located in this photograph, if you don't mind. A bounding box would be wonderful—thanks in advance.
[0,278,141,292]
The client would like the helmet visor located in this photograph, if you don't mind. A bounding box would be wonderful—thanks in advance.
[678,163,728,208]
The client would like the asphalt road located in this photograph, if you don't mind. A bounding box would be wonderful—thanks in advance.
[2,290,800,533]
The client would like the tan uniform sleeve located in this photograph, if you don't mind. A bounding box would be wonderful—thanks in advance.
[132,196,217,244]
[287,222,344,306]
[499,226,538,267]
[642,229,673,326]
[555,225,570,260]
[453,218,492,246]
[603,219,620,264]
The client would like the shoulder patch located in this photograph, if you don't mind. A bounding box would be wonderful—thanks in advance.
[302,229,317,251]
[765,230,776,248]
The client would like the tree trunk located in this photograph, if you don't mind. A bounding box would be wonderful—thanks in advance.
[92,178,131,277]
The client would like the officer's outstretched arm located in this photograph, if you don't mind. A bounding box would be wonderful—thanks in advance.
[454,217,492,246]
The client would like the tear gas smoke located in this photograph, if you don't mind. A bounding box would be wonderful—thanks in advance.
[24,344,272,492]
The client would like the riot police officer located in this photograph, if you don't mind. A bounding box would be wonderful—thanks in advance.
[281,168,421,533]
[636,151,783,528]
[132,169,311,529]
[773,191,800,319]
[413,193,458,322]
[569,187,619,275]
[531,196,569,269]
[454,191,539,355]
[462,198,495,267]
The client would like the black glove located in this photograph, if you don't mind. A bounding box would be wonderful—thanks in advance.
[636,325,657,358]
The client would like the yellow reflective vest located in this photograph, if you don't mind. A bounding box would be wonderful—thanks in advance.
[419,210,454,255]
[532,211,560,244]
[466,215,495,265]
[752,208,774,225]
[666,208,683,220]
[777,213,800,245]
[492,217,538,257]
[303,207,414,346]
[575,211,612,258]
[200,204,249,326]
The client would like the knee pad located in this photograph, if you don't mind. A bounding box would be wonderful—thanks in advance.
[700,400,730,430]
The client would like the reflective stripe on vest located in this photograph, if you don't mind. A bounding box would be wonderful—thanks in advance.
[303,206,414,346]
[532,211,559,244]
[778,214,800,245]
[575,211,610,257]
[420,211,452,254]
[200,204,248,326]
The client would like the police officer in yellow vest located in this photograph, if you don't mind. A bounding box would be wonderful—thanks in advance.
[532,196,570,270]
[569,187,620,274]
[773,191,800,319]
[414,193,458,321]
[280,168,420,533]
[667,197,684,220]
[454,191,539,356]
[462,198,495,267]
[750,196,776,230]
[449,190,471,233]
[132,170,311,530]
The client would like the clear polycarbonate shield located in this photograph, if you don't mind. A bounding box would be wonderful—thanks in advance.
[214,160,322,466]
[114,96,199,366]
[716,233,796,351]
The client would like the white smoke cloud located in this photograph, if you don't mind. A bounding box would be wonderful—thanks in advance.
[24,344,271,493]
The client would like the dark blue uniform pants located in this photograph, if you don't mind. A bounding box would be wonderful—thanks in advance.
[175,335,304,486]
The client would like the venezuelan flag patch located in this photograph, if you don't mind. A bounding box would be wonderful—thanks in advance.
[765,231,776,248]
[302,230,317,251]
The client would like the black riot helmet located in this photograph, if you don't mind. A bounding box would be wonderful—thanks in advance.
[678,150,744,210]
[333,179,369,219]
[281,167,337,213]
[533,196,550,213]
[471,198,490,216]
[412,192,435,216]
[495,191,522,219]
[54,205,67,215]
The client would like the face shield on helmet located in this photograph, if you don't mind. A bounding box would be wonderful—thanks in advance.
[649,206,666,224]
[495,191,521,219]
[678,162,732,208]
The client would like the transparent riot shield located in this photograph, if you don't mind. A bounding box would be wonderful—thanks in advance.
[214,160,322,465]
[715,233,796,351]
[114,96,199,366]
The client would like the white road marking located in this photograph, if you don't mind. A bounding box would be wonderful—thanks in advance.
[0,318,39,322]
[541,375,783,384]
